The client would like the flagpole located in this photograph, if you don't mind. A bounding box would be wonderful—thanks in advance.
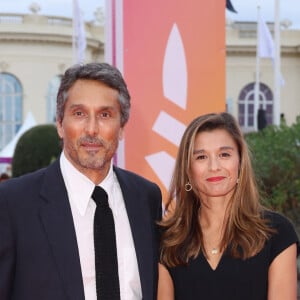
[254,6,261,131]
[273,0,281,126]
[72,0,76,64]
[72,0,86,64]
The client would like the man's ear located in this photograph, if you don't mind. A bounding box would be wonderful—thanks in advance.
[119,127,124,140]
[56,120,64,139]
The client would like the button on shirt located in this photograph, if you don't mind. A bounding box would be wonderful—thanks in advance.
[60,153,142,300]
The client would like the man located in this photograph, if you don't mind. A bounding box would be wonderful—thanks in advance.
[0,63,162,300]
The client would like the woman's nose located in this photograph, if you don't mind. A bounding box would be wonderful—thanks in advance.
[209,156,221,171]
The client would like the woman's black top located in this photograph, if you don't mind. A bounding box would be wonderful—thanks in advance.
[168,211,299,300]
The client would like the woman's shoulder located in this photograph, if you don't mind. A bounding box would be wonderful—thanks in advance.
[262,209,299,259]
[262,209,296,230]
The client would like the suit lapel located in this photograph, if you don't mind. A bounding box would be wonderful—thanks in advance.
[114,167,155,300]
[39,160,85,300]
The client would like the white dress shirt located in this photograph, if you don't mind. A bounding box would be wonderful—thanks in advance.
[60,152,142,300]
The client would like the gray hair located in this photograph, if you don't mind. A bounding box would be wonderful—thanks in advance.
[56,62,131,127]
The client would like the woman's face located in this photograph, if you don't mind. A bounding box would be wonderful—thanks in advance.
[190,128,240,202]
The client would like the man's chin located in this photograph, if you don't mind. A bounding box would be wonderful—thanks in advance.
[79,158,106,171]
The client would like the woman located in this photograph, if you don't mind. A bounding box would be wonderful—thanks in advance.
[158,112,299,300]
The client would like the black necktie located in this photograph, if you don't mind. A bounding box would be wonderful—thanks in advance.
[92,186,120,300]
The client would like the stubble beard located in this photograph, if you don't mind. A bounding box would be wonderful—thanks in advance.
[66,138,118,173]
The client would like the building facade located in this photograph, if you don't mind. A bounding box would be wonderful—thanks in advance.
[1,11,300,154]
[226,20,300,131]
[0,8,104,152]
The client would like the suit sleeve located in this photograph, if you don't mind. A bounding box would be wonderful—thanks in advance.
[150,183,163,254]
[0,191,15,299]
[154,184,163,222]
[149,183,162,223]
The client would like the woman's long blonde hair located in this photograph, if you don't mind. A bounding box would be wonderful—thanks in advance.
[160,112,274,267]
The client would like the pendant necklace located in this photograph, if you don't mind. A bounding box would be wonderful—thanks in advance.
[211,248,218,255]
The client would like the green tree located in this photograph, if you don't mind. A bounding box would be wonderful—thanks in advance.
[12,124,61,177]
[245,117,300,211]
[245,117,300,236]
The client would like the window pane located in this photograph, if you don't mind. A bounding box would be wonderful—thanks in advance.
[47,75,61,123]
[238,82,273,131]
[0,73,22,151]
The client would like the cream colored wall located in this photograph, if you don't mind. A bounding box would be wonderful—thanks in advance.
[281,55,300,123]
[0,12,104,125]
[1,46,66,123]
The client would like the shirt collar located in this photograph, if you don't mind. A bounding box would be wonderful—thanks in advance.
[60,152,114,216]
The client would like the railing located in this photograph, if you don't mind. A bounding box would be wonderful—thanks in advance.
[0,13,72,27]
[47,16,72,26]
[0,13,24,24]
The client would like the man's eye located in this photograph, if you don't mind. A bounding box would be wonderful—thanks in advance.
[74,111,84,116]
[100,112,111,118]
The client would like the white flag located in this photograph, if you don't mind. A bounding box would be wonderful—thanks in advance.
[258,15,275,59]
[73,0,86,64]
[258,14,285,85]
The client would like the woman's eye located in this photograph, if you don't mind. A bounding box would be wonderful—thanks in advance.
[196,155,206,160]
[220,152,231,158]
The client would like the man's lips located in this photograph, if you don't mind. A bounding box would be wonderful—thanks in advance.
[81,142,102,150]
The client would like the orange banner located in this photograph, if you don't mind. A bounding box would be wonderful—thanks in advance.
[107,0,226,201]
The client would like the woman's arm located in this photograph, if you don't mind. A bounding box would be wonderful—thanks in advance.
[157,263,174,300]
[268,243,298,300]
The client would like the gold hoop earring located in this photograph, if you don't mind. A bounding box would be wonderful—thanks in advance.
[185,182,192,192]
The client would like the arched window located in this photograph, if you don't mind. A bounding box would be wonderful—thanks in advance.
[238,82,273,132]
[0,73,22,151]
[46,75,61,123]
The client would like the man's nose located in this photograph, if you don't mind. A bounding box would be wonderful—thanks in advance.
[85,115,99,135]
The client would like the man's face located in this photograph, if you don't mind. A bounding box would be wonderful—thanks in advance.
[57,79,124,183]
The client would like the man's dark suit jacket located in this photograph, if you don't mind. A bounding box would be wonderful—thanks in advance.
[0,159,162,300]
